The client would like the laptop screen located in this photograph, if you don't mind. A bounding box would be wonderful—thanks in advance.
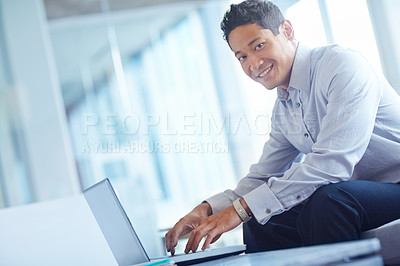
[84,179,150,266]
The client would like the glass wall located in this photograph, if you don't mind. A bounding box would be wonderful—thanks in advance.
[0,0,80,208]
[0,3,31,207]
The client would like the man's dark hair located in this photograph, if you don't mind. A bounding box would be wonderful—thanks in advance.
[221,0,285,42]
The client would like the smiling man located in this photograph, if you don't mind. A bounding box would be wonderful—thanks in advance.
[165,0,400,255]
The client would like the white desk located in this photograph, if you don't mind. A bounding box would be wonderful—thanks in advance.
[194,238,382,266]
[0,195,117,266]
[0,195,383,266]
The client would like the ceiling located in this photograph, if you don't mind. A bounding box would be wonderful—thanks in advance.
[43,0,196,20]
[43,0,298,20]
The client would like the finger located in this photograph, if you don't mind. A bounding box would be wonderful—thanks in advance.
[185,226,204,254]
[165,231,175,254]
[202,230,217,251]
[185,230,195,254]
[166,226,183,255]
[210,234,221,244]
[165,231,171,252]
[170,231,179,255]
[190,229,206,253]
[169,235,175,256]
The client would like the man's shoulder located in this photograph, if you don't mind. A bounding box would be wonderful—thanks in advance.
[311,44,359,61]
[310,44,366,73]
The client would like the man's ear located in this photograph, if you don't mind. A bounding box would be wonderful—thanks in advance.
[280,19,295,41]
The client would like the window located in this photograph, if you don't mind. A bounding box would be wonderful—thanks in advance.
[325,0,381,69]
[287,0,382,70]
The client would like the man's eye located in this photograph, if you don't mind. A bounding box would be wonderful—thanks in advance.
[238,56,246,62]
[255,43,264,50]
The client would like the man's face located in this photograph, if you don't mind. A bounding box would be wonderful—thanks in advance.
[228,22,296,90]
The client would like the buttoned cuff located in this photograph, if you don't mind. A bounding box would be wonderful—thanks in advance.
[205,192,235,214]
[243,183,284,225]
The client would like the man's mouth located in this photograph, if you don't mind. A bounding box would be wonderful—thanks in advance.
[257,65,273,78]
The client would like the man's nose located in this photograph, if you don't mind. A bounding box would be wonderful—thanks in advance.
[249,56,264,72]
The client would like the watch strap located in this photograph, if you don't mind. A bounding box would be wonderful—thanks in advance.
[233,198,251,223]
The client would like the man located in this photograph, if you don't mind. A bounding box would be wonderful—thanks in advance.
[165,0,400,255]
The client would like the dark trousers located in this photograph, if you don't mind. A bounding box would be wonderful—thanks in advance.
[243,180,400,253]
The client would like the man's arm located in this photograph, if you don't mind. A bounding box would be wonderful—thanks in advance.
[165,116,301,254]
[205,131,303,214]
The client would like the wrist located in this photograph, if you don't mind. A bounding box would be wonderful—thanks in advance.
[198,202,212,216]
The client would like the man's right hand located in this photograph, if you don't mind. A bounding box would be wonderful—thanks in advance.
[165,202,212,255]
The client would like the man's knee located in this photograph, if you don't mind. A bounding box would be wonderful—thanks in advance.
[243,204,304,252]
[243,218,278,252]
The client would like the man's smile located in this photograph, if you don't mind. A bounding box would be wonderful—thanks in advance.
[257,65,273,78]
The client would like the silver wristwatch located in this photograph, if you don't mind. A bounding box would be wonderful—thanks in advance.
[233,198,252,223]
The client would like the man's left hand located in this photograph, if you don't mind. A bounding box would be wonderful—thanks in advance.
[184,205,242,253]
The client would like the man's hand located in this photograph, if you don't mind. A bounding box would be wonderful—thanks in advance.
[184,205,242,254]
[165,202,212,255]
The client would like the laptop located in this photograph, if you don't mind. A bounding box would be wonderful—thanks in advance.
[83,179,246,266]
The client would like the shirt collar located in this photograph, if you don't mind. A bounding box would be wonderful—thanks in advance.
[277,42,312,101]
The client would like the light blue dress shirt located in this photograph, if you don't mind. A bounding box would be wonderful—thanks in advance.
[206,43,400,225]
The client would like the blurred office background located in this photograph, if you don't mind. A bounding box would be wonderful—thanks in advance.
[0,0,399,258]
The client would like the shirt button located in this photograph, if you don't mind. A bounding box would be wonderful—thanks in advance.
[295,102,301,108]
[296,195,301,200]
[304,133,309,138]
[266,208,271,214]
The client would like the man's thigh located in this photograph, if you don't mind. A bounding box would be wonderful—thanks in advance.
[299,180,400,233]
[243,180,400,252]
